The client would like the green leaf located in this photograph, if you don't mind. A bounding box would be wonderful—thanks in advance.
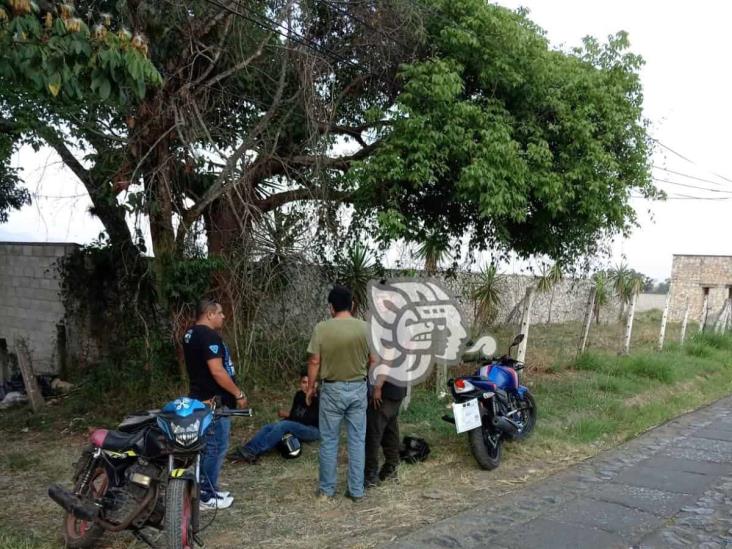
[98,78,111,100]
[47,72,61,97]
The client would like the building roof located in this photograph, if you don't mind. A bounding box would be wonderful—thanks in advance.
[0,241,80,247]
[672,253,732,258]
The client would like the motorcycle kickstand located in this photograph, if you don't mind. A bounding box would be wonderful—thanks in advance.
[193,533,206,547]
[132,529,156,548]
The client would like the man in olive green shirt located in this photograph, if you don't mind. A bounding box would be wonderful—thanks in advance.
[306,285,372,501]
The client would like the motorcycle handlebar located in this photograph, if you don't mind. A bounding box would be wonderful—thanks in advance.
[215,408,254,417]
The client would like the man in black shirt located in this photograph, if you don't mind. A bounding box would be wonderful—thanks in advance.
[183,299,248,510]
[365,377,407,487]
[236,371,319,461]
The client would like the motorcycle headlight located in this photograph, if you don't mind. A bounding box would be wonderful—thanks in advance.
[171,419,200,446]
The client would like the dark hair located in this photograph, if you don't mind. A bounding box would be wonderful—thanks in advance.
[196,298,220,319]
[328,285,353,313]
[299,367,309,379]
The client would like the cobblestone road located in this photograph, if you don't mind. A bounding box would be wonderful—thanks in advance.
[392,395,732,548]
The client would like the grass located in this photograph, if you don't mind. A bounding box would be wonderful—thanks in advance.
[1,320,732,548]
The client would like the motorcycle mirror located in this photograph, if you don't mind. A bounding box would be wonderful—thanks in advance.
[510,334,525,348]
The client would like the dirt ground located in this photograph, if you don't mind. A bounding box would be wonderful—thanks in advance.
[0,404,595,549]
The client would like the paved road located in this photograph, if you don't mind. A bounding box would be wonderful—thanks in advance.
[393,395,732,548]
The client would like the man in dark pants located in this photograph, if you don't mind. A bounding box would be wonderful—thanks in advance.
[365,378,407,487]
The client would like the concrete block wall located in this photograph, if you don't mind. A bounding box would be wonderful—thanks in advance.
[0,242,79,375]
[668,255,732,324]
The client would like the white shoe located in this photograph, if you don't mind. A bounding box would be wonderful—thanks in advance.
[216,490,231,498]
[200,494,234,510]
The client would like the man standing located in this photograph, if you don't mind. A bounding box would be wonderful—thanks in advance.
[183,298,248,510]
[365,377,406,487]
[306,285,371,502]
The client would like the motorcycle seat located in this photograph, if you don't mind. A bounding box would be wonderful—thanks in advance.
[89,428,145,452]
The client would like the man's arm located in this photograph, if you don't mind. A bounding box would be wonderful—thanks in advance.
[306,353,320,405]
[369,353,384,408]
[206,358,247,407]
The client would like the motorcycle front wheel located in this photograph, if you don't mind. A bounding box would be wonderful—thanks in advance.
[506,391,538,442]
[165,478,194,549]
[63,454,108,548]
[468,425,502,470]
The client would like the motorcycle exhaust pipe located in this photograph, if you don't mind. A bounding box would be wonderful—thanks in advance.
[48,484,100,522]
[491,416,520,435]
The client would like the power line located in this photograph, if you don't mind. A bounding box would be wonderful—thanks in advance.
[652,177,732,195]
[651,137,732,184]
[652,166,729,187]
[202,0,360,70]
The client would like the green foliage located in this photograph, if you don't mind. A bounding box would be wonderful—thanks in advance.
[161,256,225,306]
[0,2,161,102]
[414,231,452,274]
[355,1,657,263]
[336,244,380,314]
[535,262,563,294]
[472,263,504,328]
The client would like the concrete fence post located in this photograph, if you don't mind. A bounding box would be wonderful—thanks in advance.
[15,338,44,413]
[680,300,690,345]
[578,286,596,356]
[621,292,638,355]
[699,294,709,333]
[516,286,535,363]
[657,290,672,351]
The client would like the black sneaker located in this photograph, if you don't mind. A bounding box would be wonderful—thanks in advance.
[231,447,258,464]
[344,489,364,503]
[364,476,380,489]
[379,464,399,483]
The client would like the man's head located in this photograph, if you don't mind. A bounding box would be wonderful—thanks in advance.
[328,285,353,316]
[196,298,225,330]
[299,371,310,392]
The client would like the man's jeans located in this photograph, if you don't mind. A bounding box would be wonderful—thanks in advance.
[318,381,367,498]
[201,415,230,502]
[244,420,320,455]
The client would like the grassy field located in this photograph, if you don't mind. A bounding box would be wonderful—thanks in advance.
[1,317,731,548]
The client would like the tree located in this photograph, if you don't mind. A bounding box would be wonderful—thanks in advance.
[0,0,161,226]
[336,244,379,316]
[592,271,610,324]
[414,232,452,275]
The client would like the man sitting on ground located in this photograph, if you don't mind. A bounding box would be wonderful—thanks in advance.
[236,371,319,462]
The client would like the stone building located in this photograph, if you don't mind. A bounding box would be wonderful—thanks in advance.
[0,242,79,378]
[668,254,732,325]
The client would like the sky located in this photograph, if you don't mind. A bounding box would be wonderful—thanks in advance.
[3,1,732,281]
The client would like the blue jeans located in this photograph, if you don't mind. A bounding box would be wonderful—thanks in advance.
[244,420,320,455]
[200,415,230,501]
[318,381,367,498]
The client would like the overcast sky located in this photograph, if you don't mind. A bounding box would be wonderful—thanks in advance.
[3,1,731,281]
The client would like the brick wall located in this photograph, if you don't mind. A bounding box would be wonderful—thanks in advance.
[668,255,732,325]
[0,242,79,375]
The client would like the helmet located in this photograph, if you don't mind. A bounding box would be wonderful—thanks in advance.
[278,433,302,459]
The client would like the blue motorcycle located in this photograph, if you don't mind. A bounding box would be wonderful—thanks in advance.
[49,397,252,549]
[445,334,537,470]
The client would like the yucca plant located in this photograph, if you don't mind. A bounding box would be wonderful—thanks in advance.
[336,245,379,316]
[472,263,504,329]
[414,233,451,275]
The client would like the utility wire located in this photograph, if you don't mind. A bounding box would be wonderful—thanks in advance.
[652,166,729,187]
[651,137,732,184]
[652,177,732,195]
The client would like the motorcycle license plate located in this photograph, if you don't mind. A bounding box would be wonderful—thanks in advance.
[453,398,482,433]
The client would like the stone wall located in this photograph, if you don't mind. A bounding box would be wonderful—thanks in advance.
[668,255,732,324]
[0,242,78,376]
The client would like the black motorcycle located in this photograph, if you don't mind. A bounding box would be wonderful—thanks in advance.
[48,397,252,549]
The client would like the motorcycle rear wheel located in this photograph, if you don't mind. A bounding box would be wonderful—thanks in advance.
[468,425,502,470]
[165,479,194,549]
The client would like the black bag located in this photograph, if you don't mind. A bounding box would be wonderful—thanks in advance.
[399,436,430,464]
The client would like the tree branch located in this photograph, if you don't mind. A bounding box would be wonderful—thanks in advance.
[256,186,351,212]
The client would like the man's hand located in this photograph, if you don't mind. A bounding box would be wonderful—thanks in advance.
[372,385,382,410]
[305,385,316,406]
[277,409,289,419]
[234,390,248,409]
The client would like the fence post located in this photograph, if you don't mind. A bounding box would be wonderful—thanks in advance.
[680,300,690,344]
[516,286,534,363]
[578,286,596,356]
[621,292,638,355]
[715,299,732,334]
[699,294,709,333]
[15,338,44,413]
[657,290,672,351]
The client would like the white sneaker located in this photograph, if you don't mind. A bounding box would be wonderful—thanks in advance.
[216,490,231,499]
[200,494,233,510]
